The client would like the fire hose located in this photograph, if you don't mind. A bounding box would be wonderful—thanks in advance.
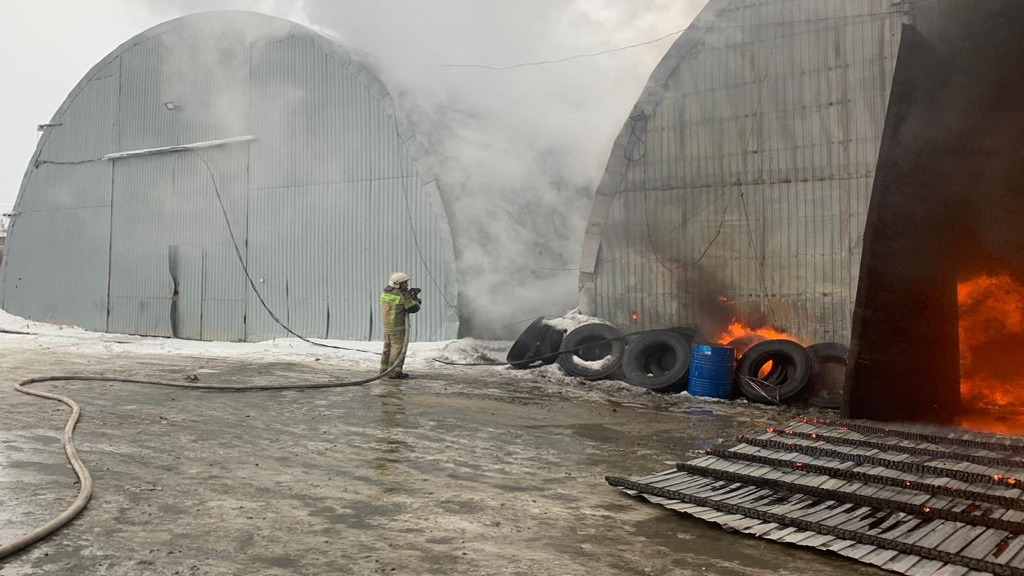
[0,325,630,560]
[1,132,451,561]
[0,317,411,562]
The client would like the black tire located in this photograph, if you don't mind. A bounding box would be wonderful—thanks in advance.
[808,342,848,365]
[507,318,565,369]
[726,335,789,386]
[669,326,699,340]
[557,323,625,380]
[808,342,848,409]
[622,330,692,392]
[736,340,812,404]
[607,332,644,382]
[540,324,567,363]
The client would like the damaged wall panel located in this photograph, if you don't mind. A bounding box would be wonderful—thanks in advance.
[579,0,908,343]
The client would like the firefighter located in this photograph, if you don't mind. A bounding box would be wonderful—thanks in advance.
[379,272,421,379]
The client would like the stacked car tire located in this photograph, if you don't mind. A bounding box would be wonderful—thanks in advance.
[734,340,848,406]
[505,318,567,370]
[620,330,693,393]
[507,319,847,407]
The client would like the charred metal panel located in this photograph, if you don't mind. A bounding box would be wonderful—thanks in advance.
[580,0,907,343]
[847,1,1024,422]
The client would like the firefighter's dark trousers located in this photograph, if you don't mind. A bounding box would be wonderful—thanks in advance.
[380,330,407,375]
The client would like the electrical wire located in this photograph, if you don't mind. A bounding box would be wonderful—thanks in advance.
[737,374,783,406]
[390,124,460,319]
[436,28,684,71]
[0,319,686,558]
[2,152,428,553]
[613,1,789,310]
[521,255,626,272]
[19,8,915,336]
[348,9,911,72]
[735,1,787,321]
[34,157,106,167]
[627,110,732,273]
[187,149,383,356]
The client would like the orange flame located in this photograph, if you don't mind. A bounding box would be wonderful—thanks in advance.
[957,273,1024,433]
[715,319,805,356]
[717,322,799,345]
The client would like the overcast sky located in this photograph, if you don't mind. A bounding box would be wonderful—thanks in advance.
[0,0,706,217]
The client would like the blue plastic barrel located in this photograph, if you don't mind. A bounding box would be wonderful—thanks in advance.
[688,344,736,399]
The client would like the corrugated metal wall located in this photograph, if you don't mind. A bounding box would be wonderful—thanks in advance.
[109,26,252,339]
[0,58,119,329]
[580,0,909,345]
[0,12,459,342]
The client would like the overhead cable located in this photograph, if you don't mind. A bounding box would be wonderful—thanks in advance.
[344,9,910,72]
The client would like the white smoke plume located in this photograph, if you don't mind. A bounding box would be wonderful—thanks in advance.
[141,0,708,336]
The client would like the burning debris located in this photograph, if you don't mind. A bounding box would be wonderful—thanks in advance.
[958,273,1024,434]
[609,418,1024,576]
[715,320,804,356]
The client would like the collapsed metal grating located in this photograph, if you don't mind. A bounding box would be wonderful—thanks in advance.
[608,418,1024,576]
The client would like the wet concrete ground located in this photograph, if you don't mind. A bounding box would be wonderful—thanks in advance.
[0,340,888,576]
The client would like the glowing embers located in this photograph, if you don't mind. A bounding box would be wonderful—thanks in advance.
[957,273,1024,433]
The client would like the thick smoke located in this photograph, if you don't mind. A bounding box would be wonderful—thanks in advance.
[143,0,708,337]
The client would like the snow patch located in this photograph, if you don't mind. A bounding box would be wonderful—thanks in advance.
[570,354,615,371]
[541,308,610,333]
[434,338,511,365]
[0,309,450,367]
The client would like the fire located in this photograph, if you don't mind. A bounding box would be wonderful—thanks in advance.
[957,273,1024,433]
[717,321,796,345]
[715,320,804,356]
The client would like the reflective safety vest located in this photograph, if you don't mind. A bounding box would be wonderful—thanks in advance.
[380,287,420,332]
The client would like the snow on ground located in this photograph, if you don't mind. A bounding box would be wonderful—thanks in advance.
[0,309,615,371]
[0,309,564,378]
[0,308,610,392]
[0,309,797,421]
[434,338,510,365]
[0,309,448,369]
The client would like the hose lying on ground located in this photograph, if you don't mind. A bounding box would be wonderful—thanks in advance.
[0,319,411,562]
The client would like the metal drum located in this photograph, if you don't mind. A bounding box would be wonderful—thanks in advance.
[688,344,735,399]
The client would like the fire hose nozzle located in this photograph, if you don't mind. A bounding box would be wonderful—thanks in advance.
[408,287,422,303]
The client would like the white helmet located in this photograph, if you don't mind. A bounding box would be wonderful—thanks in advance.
[388,272,410,287]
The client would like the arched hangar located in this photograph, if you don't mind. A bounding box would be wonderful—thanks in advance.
[0,11,458,342]
[578,0,909,344]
